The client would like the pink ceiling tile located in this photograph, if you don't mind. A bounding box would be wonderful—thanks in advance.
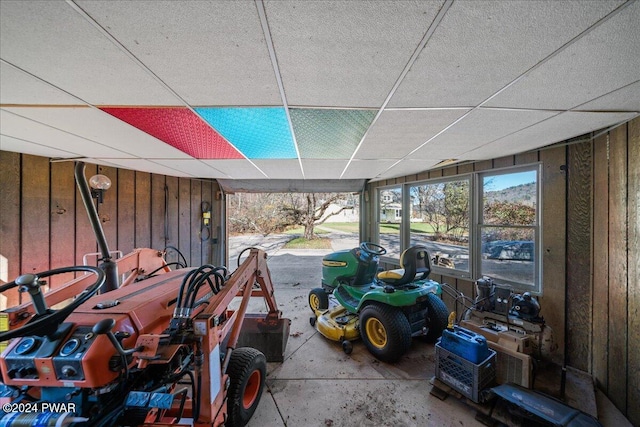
[100,107,243,159]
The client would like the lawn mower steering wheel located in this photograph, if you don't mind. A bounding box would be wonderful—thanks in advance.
[360,242,387,256]
[0,265,105,341]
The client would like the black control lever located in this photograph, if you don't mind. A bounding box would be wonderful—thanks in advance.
[92,318,141,356]
[15,274,48,316]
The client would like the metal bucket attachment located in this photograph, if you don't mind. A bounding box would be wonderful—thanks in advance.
[237,313,291,362]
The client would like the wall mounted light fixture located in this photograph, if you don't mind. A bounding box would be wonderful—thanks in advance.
[89,174,112,204]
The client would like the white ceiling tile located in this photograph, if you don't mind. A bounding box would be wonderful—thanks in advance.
[375,159,442,180]
[461,111,638,160]
[341,159,398,179]
[575,80,640,112]
[0,63,82,105]
[357,109,470,160]
[0,134,79,158]
[409,108,558,159]
[1,107,192,159]
[253,160,304,179]
[92,158,194,177]
[200,160,267,179]
[0,109,135,158]
[76,0,281,106]
[485,1,640,110]
[151,159,228,178]
[390,0,625,108]
[301,159,348,179]
[0,1,178,105]
[266,0,445,107]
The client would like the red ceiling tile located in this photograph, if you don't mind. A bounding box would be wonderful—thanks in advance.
[100,107,243,159]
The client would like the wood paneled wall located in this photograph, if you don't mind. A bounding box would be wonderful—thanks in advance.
[562,120,639,424]
[363,116,640,424]
[0,153,224,308]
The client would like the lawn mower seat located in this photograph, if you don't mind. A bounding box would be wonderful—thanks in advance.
[377,245,431,286]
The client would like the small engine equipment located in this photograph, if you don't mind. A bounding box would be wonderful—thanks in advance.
[474,277,494,312]
[510,292,542,321]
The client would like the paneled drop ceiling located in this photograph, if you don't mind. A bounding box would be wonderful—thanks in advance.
[1,0,638,191]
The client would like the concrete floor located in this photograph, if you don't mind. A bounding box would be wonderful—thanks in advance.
[231,232,631,427]
[233,239,484,427]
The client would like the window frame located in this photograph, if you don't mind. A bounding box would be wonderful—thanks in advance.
[372,163,543,294]
[474,164,542,294]
[376,185,404,261]
[406,174,473,280]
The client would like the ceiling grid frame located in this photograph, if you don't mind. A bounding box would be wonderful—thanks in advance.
[340,0,455,179]
[375,0,638,178]
[65,0,269,179]
[255,0,305,178]
[0,0,637,188]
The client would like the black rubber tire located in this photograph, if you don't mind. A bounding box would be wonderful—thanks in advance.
[342,340,353,355]
[309,287,329,312]
[226,347,267,427]
[424,293,450,342]
[359,303,412,363]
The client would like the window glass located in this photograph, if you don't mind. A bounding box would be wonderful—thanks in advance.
[480,169,538,289]
[378,187,402,258]
[409,179,470,272]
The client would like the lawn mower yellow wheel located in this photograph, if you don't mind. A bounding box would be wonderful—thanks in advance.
[364,317,387,349]
[309,288,329,313]
[359,303,412,363]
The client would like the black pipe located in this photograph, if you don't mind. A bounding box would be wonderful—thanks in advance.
[74,161,118,292]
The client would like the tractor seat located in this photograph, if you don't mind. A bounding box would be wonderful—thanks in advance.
[377,245,431,286]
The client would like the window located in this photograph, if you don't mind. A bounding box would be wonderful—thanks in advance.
[378,187,402,258]
[409,177,470,276]
[477,167,540,291]
[373,164,542,293]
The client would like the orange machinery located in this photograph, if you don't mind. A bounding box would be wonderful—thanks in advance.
[0,248,289,426]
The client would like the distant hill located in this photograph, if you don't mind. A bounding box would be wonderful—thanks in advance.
[485,182,536,206]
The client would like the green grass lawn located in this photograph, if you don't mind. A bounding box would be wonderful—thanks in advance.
[377,222,438,234]
[284,226,329,235]
[316,222,359,233]
[283,236,333,249]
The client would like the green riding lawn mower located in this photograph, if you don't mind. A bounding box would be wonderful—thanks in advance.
[308,243,450,362]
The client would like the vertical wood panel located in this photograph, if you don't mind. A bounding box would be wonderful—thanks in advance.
[150,174,166,251]
[442,166,457,177]
[493,155,514,169]
[626,118,640,427]
[0,152,21,306]
[190,180,202,267]
[457,163,473,174]
[21,155,50,278]
[416,171,429,181]
[165,176,179,265]
[608,124,628,413]
[201,180,213,265]
[566,141,592,371]
[135,172,151,249]
[540,146,566,365]
[515,151,539,165]
[178,178,191,266]
[441,275,457,314]
[473,160,493,172]
[49,161,76,287]
[75,163,98,267]
[592,133,610,390]
[456,278,474,309]
[117,168,135,256]
[97,165,118,259]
